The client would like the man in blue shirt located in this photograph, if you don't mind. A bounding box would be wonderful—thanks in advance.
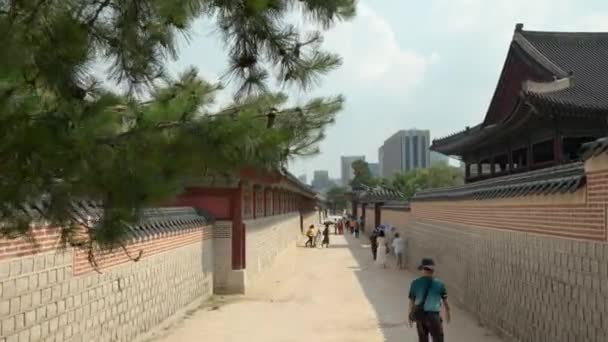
[408,258,451,342]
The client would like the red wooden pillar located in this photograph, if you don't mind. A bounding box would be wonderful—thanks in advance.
[232,182,245,270]
[252,185,257,219]
[285,192,289,213]
[271,188,275,216]
[507,145,513,173]
[374,202,382,228]
[553,117,563,164]
[527,141,533,170]
[272,189,281,215]
[284,191,288,213]
[361,203,367,229]
[263,187,269,217]
[554,135,563,164]
[284,191,287,213]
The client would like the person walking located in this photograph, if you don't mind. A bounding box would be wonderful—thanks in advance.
[375,231,387,268]
[321,226,330,248]
[305,225,316,248]
[323,221,332,235]
[315,226,323,247]
[345,219,351,235]
[369,229,379,260]
[392,233,405,269]
[408,258,451,342]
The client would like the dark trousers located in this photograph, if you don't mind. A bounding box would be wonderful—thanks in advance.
[371,247,377,260]
[416,312,444,342]
[305,236,314,247]
[354,229,360,238]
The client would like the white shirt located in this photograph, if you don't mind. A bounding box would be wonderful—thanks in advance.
[392,237,405,254]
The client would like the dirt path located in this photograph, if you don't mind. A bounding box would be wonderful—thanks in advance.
[151,233,503,342]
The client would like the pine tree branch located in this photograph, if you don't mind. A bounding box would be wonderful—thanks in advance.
[87,0,112,26]
[0,0,350,260]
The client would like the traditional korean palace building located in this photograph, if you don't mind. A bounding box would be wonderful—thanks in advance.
[433,24,608,183]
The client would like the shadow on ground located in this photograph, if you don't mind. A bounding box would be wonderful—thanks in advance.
[342,234,412,341]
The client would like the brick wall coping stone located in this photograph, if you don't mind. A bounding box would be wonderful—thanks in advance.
[413,162,585,201]
[582,136,608,160]
[7,200,210,242]
[356,185,405,203]
[381,201,411,210]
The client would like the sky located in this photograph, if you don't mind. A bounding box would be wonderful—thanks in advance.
[169,0,608,182]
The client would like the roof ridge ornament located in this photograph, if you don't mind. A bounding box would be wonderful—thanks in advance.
[515,23,524,32]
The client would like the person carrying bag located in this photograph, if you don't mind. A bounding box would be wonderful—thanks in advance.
[408,258,451,342]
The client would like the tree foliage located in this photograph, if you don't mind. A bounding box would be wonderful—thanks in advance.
[350,159,376,188]
[391,165,464,199]
[325,186,348,211]
[0,0,356,257]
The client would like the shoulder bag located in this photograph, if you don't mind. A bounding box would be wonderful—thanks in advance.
[409,277,433,322]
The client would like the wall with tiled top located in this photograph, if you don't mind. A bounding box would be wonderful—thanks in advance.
[0,227,213,342]
[393,152,608,341]
[0,203,321,341]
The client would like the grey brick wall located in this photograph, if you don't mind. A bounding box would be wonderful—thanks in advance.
[0,240,213,342]
[403,218,608,342]
[244,213,301,283]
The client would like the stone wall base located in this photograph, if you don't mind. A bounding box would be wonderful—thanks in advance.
[403,218,608,342]
[214,269,247,295]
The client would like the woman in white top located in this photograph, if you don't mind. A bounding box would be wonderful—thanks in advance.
[375,230,388,268]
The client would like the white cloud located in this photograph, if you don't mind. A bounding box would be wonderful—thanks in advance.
[430,0,574,39]
[321,2,438,95]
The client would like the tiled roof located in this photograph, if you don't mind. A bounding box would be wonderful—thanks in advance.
[581,136,608,160]
[413,162,585,201]
[275,168,316,197]
[520,30,608,110]
[17,200,209,241]
[358,186,405,203]
[433,25,608,152]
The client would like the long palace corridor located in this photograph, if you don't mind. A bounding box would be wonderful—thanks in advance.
[148,234,504,342]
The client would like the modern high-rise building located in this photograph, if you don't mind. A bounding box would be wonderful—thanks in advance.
[379,129,430,178]
[368,163,380,178]
[312,170,331,190]
[340,155,365,186]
